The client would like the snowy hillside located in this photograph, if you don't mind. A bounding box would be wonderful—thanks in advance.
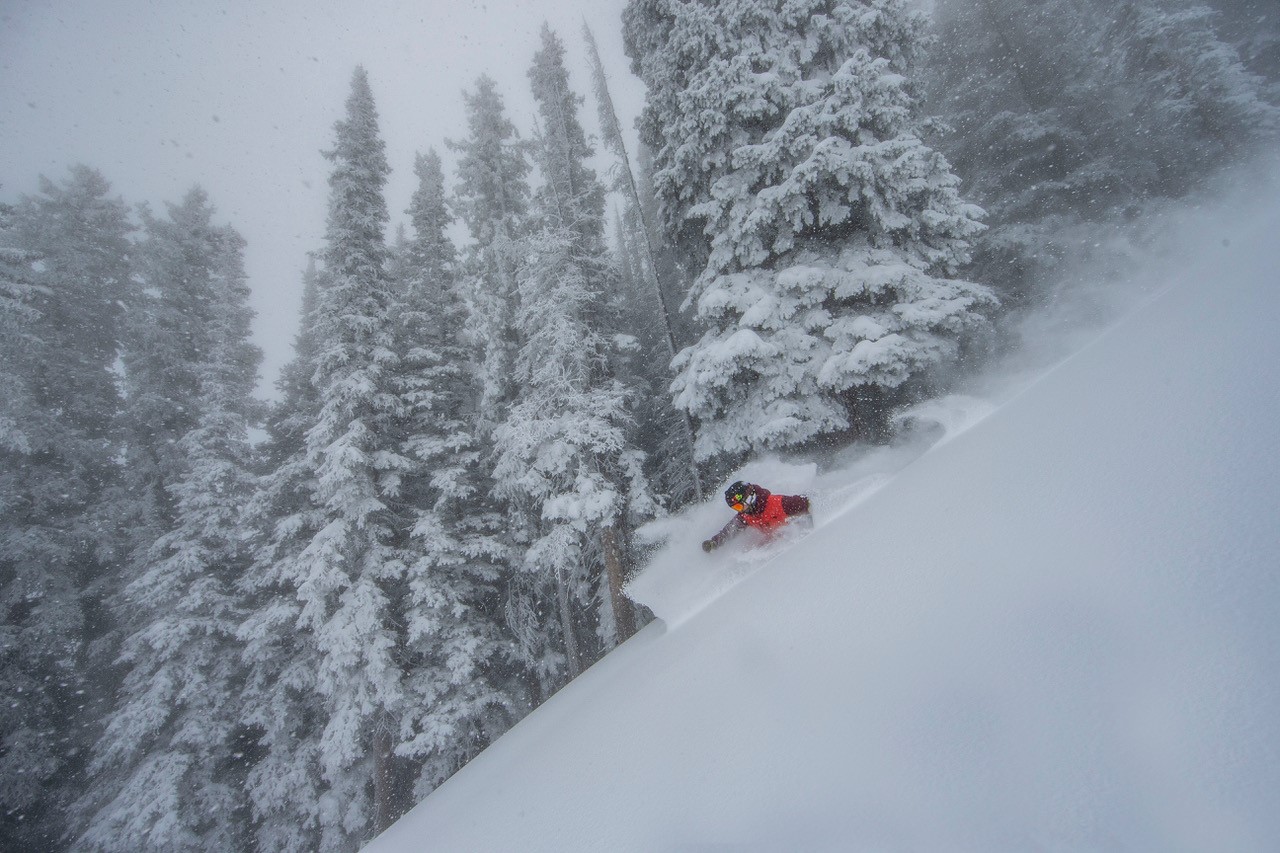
[362,179,1280,851]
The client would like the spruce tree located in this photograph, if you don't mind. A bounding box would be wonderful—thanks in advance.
[75,201,261,853]
[234,256,330,853]
[263,256,325,470]
[492,227,652,666]
[447,76,553,690]
[1206,0,1280,97]
[241,66,411,851]
[626,0,997,460]
[106,189,259,668]
[493,26,655,681]
[1097,0,1279,191]
[449,75,532,433]
[120,190,229,547]
[0,199,52,853]
[622,0,702,269]
[394,149,520,797]
[0,166,133,852]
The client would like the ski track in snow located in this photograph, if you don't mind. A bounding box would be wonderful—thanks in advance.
[625,394,1000,628]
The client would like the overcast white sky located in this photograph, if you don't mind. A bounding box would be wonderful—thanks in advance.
[1,0,642,393]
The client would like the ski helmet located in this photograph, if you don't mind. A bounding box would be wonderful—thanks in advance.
[725,481,757,512]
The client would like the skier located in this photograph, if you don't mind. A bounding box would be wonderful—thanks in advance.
[701,481,811,552]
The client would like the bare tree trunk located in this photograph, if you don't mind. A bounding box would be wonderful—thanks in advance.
[372,726,398,834]
[601,525,636,641]
[556,565,583,678]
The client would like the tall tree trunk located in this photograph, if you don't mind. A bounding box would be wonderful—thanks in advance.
[601,525,636,641]
[556,566,583,678]
[585,22,704,502]
[372,726,398,834]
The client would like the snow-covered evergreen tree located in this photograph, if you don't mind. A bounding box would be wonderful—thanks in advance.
[922,0,1079,298]
[393,149,520,797]
[622,0,701,268]
[74,203,261,853]
[493,27,657,685]
[107,189,263,673]
[0,199,52,853]
[0,167,134,852]
[119,190,230,550]
[626,0,997,459]
[449,75,532,434]
[447,75,557,689]
[527,26,606,253]
[493,227,654,671]
[241,67,412,851]
[263,257,325,469]
[635,140,700,351]
[232,255,331,853]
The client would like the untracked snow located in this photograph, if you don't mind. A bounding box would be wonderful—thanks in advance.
[362,169,1280,851]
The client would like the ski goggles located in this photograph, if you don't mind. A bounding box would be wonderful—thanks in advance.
[728,491,750,512]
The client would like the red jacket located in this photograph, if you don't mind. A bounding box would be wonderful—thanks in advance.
[707,487,810,548]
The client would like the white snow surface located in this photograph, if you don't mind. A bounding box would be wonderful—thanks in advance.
[364,177,1280,852]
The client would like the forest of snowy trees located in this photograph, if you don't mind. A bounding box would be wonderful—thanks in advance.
[2,1,1276,850]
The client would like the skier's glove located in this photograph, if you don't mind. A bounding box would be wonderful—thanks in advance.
[701,539,716,553]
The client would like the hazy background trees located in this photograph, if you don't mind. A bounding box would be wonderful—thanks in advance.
[923,0,1279,303]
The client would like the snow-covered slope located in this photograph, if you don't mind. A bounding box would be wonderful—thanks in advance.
[363,180,1280,852]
